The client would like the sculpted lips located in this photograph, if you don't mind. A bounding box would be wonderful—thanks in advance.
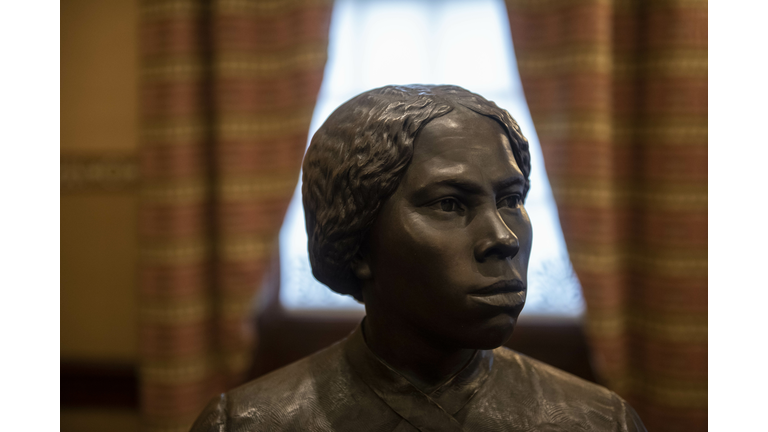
[469,279,526,310]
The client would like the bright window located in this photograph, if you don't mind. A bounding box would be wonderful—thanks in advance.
[279,0,585,317]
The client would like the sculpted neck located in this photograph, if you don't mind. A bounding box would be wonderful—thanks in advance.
[361,311,477,394]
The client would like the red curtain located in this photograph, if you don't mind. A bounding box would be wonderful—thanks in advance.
[138,1,333,430]
[505,1,707,430]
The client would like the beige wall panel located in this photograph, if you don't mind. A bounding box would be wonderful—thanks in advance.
[61,0,138,153]
[61,193,138,361]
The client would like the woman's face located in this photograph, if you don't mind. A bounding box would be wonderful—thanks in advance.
[361,108,533,350]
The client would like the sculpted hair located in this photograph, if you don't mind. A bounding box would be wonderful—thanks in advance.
[302,85,531,301]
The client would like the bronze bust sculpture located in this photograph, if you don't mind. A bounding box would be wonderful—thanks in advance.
[191,85,646,431]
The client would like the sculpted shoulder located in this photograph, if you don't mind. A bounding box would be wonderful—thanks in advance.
[476,347,646,431]
[493,346,615,402]
[189,340,348,432]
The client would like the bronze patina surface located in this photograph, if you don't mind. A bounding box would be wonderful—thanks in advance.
[190,85,646,432]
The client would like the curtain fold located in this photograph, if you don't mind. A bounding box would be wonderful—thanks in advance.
[504,1,707,431]
[138,1,333,430]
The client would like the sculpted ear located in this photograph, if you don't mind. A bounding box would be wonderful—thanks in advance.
[351,254,372,281]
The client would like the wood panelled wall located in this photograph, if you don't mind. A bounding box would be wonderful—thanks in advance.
[61,0,138,362]
[61,0,140,430]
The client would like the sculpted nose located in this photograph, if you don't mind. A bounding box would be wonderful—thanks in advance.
[474,210,519,262]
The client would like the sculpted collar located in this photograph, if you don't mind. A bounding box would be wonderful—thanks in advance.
[343,323,494,432]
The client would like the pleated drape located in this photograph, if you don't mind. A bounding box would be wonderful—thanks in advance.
[138,1,333,430]
[505,1,707,430]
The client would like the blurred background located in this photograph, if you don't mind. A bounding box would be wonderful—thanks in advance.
[60,0,707,431]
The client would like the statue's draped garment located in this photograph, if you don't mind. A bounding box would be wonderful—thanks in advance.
[191,324,646,432]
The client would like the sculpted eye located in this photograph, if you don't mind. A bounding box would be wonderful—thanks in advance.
[439,198,461,212]
[497,195,522,209]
